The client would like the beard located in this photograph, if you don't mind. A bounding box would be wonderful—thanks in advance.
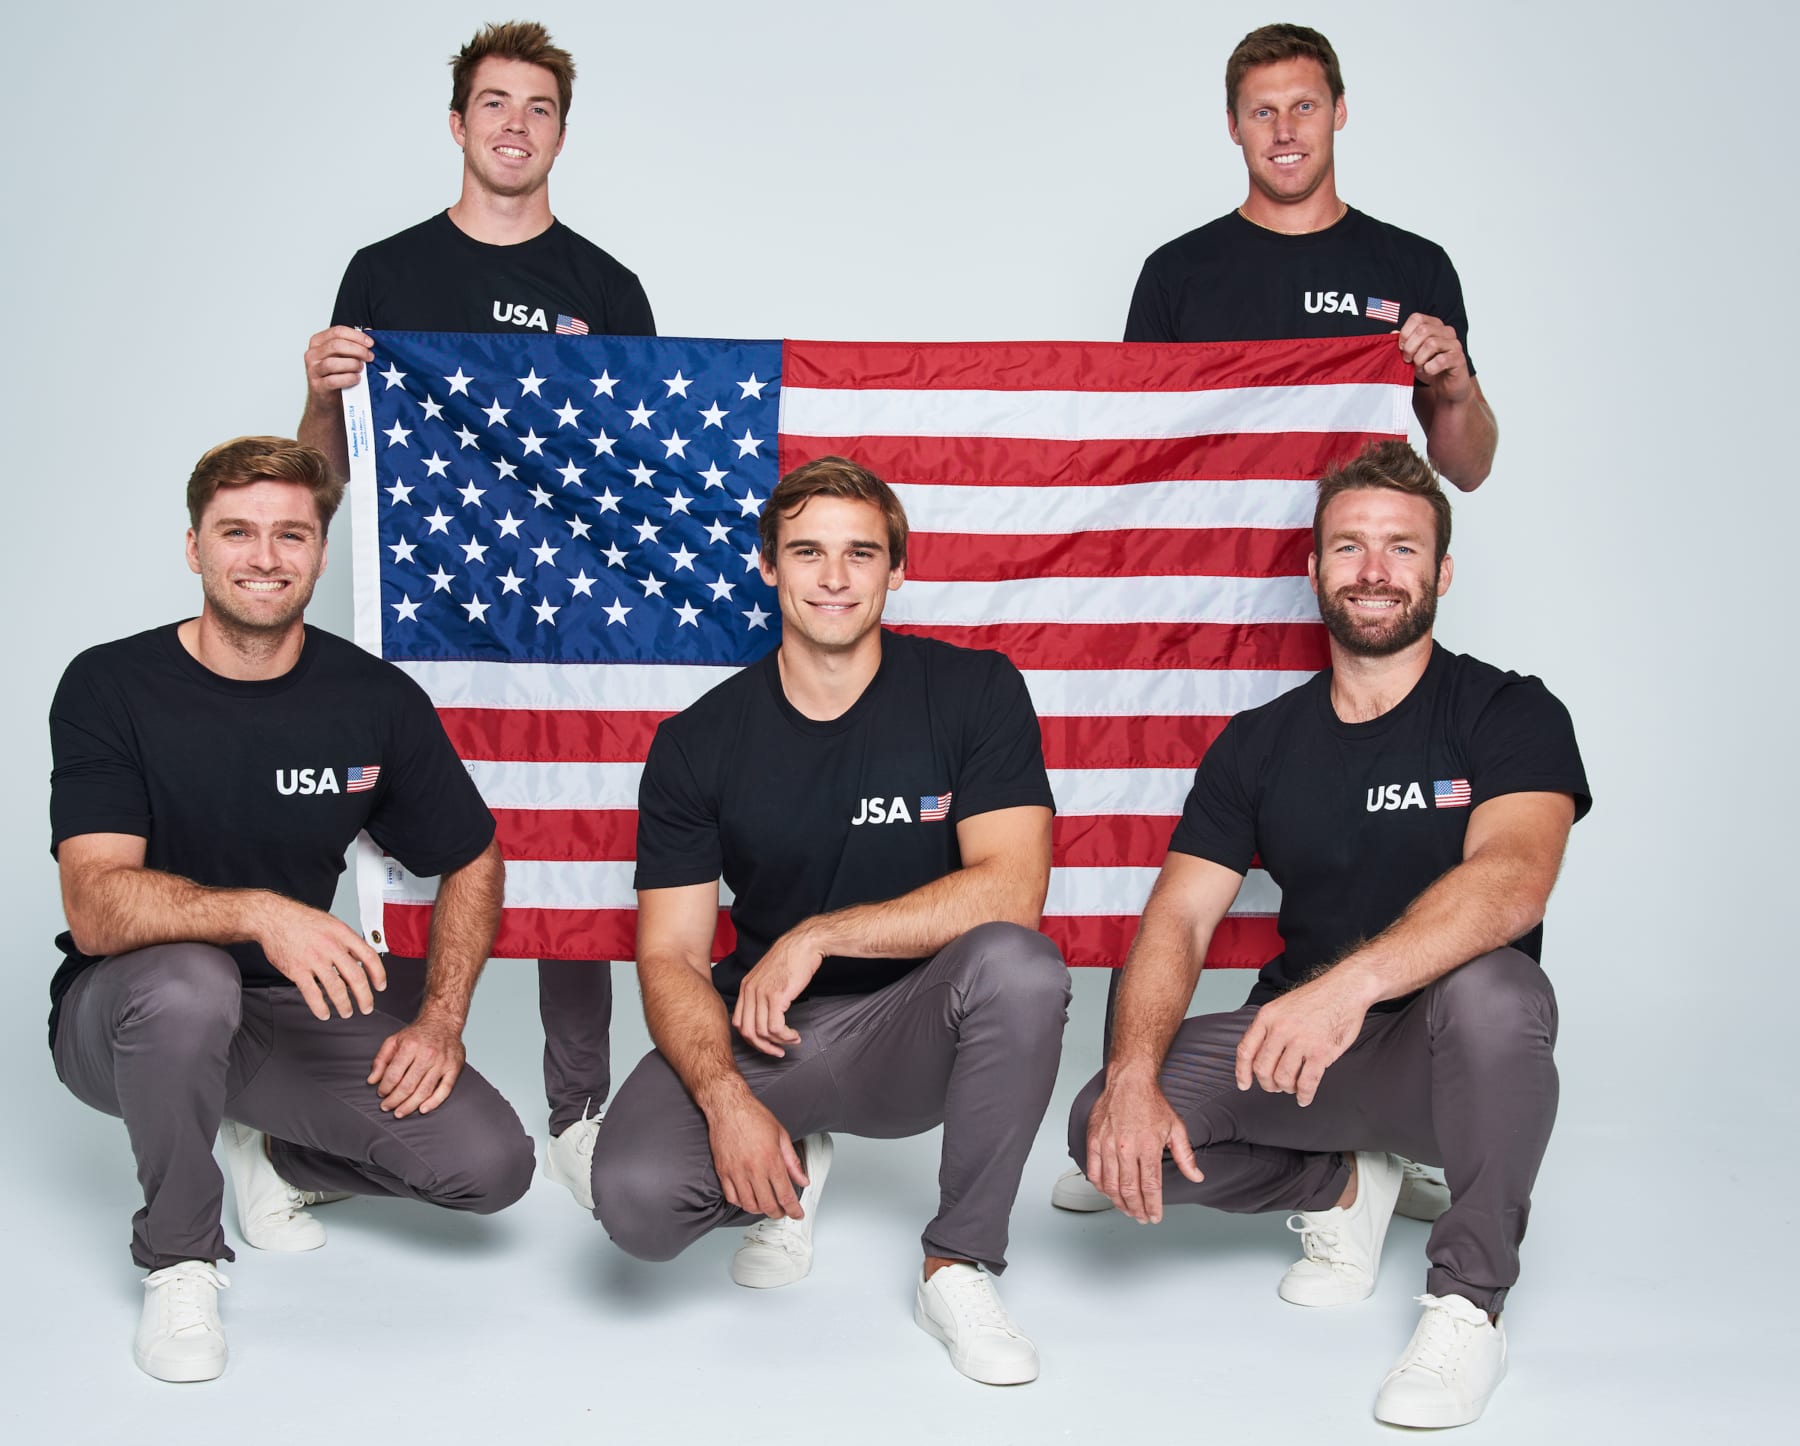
[1318,580,1437,657]
[200,571,317,640]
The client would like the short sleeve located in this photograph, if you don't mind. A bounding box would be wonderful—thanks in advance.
[329,253,372,329]
[1465,679,1590,820]
[49,656,151,855]
[1417,244,1475,377]
[1165,719,1259,874]
[633,723,723,889]
[361,676,495,876]
[952,656,1055,821]
[612,272,657,338]
[1123,258,1174,343]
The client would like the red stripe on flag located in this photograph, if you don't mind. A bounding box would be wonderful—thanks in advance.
[382,904,737,963]
[1053,815,1177,869]
[1044,913,1279,969]
[491,808,637,860]
[906,527,1309,582]
[1039,714,1228,769]
[438,708,672,762]
[783,335,1413,392]
[886,620,1328,671]
[781,432,1397,488]
[384,902,1272,971]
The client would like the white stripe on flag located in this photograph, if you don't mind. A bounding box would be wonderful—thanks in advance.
[1023,668,1313,718]
[883,574,1316,626]
[396,659,1312,718]
[892,478,1318,534]
[386,859,1272,918]
[465,760,642,810]
[780,382,1404,441]
[1047,769,1191,817]
[1046,866,1279,917]
[395,660,740,711]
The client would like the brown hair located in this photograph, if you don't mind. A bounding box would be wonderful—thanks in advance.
[450,21,576,130]
[760,456,909,567]
[1225,23,1344,116]
[186,437,345,532]
[1313,440,1452,565]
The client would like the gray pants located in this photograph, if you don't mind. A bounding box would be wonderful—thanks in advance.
[595,922,1070,1274]
[1067,947,1558,1313]
[386,955,612,1134]
[54,943,536,1271]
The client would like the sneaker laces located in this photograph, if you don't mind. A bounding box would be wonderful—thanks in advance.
[741,1212,806,1254]
[933,1268,1019,1337]
[145,1264,229,1337]
[1286,1212,1353,1268]
[1402,1294,1485,1379]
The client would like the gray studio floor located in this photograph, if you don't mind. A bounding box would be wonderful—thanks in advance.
[6,969,1777,1443]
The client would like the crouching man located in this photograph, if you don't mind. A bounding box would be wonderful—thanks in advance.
[594,457,1070,1384]
[48,437,533,1382]
[1071,440,1589,1428]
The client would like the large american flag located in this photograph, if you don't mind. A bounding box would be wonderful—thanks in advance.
[344,332,1411,967]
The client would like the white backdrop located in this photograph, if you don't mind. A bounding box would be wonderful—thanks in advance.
[4,1,1791,1439]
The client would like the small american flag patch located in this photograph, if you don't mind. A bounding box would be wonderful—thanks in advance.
[919,792,952,822]
[1433,778,1470,809]
[1365,296,1401,324]
[346,765,381,793]
[555,315,590,336]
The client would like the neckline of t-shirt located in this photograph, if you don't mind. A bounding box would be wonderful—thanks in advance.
[759,639,891,736]
[1314,641,1445,737]
[160,620,323,697]
[432,209,562,255]
[1227,204,1363,248]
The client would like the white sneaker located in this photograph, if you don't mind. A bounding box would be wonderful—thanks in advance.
[134,1261,229,1382]
[1396,1158,1452,1222]
[1375,1292,1507,1427]
[542,1104,603,1211]
[1277,1150,1403,1306]
[913,1263,1040,1385]
[1049,1166,1115,1212]
[218,1120,327,1252]
[729,1131,832,1288]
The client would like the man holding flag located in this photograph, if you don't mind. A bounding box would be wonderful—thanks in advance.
[1072,441,1587,1427]
[297,20,654,1203]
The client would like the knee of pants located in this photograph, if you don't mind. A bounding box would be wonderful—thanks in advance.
[1066,1067,1106,1165]
[592,1143,698,1262]
[949,921,1071,1019]
[1428,948,1558,1058]
[121,943,243,1047]
[428,1117,535,1215]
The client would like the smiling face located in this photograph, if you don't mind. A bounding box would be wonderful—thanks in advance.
[1308,488,1450,658]
[449,56,567,200]
[1228,56,1346,210]
[186,480,328,639]
[759,495,904,657]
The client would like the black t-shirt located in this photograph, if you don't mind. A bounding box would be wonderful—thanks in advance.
[331,211,655,338]
[1124,207,1474,376]
[47,624,496,1042]
[634,632,1054,1002]
[1168,645,1588,1004]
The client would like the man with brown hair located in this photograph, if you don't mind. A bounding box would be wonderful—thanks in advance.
[592,457,1071,1384]
[48,437,532,1382]
[296,20,652,1193]
[1068,440,1588,1427]
[1124,22,1496,493]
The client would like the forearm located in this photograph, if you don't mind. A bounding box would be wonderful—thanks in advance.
[297,392,351,482]
[1420,390,1497,492]
[640,955,750,1115]
[1105,904,1208,1083]
[1333,848,1554,1005]
[64,864,271,959]
[416,845,503,1028]
[800,857,1045,961]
